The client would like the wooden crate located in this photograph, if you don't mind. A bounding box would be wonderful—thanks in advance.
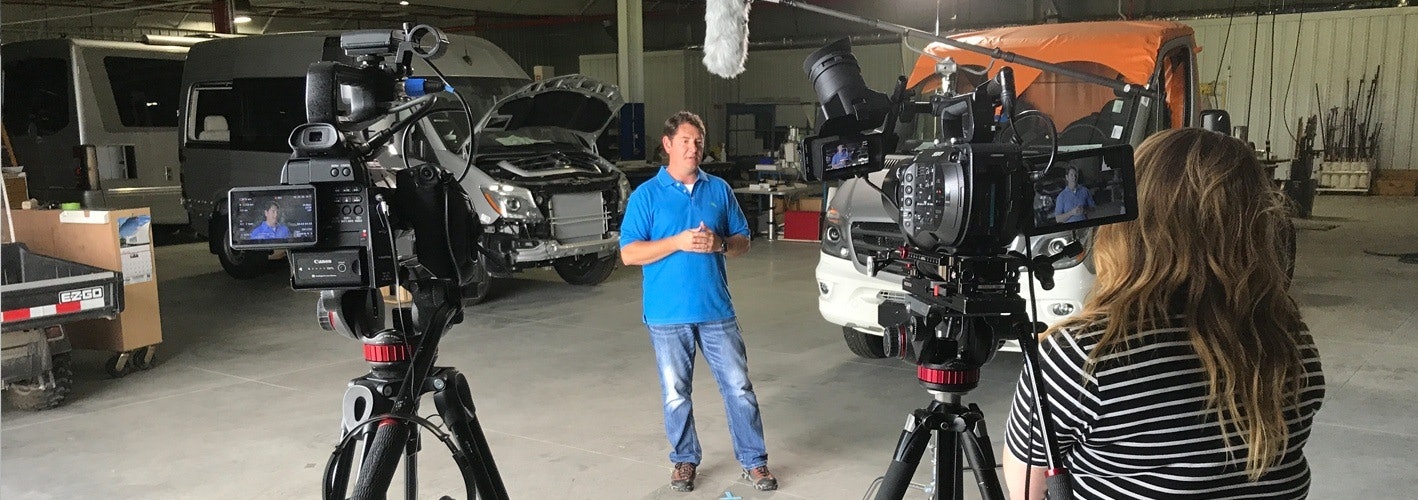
[1373,170,1418,196]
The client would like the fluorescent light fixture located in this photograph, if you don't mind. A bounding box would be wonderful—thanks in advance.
[234,15,252,23]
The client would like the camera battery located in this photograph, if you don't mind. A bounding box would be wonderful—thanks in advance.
[291,249,366,289]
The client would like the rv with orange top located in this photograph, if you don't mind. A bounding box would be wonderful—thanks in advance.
[817,20,1218,359]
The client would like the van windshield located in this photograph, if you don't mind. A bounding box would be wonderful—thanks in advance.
[436,77,528,122]
[425,111,584,155]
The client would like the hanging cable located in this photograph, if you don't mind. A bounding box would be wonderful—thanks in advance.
[1282,12,1305,142]
[1265,0,1278,149]
[1211,0,1240,110]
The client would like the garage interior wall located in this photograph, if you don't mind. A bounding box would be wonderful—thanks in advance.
[1183,7,1417,171]
[580,42,905,160]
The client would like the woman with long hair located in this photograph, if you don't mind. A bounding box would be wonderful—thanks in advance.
[1003,128,1325,499]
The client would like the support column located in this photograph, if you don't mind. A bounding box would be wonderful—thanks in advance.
[616,0,647,161]
[616,0,644,102]
[212,0,235,34]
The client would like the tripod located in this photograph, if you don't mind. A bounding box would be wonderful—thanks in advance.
[872,253,1074,500]
[320,279,508,500]
[873,316,1009,500]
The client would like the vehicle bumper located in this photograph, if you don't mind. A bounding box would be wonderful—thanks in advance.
[1018,264,1094,328]
[817,252,1092,353]
[815,252,901,334]
[511,232,619,263]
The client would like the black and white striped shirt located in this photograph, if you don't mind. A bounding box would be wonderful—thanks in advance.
[1005,321,1326,499]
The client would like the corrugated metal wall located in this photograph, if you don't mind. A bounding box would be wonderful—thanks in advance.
[579,51,734,158]
[1185,7,1418,170]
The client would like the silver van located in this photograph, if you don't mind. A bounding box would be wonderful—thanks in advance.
[179,32,627,299]
[2,38,188,225]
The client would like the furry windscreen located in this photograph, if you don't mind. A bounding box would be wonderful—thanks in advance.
[703,0,752,78]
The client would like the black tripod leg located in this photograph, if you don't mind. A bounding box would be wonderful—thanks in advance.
[432,369,509,500]
[959,421,1005,500]
[935,429,961,500]
[875,409,936,500]
[404,432,419,500]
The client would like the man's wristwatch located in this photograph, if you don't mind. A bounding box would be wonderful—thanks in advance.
[717,238,728,254]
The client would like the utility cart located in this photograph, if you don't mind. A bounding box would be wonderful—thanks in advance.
[2,242,125,410]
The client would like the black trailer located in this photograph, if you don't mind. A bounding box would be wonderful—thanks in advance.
[2,243,125,410]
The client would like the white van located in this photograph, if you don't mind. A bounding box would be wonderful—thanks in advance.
[179,32,628,296]
[2,38,188,225]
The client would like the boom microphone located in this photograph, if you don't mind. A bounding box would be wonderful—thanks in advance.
[703,0,752,78]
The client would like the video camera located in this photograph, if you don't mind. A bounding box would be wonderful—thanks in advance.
[800,37,1139,384]
[803,38,1138,259]
[227,24,479,293]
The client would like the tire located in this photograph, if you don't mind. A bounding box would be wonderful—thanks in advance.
[553,253,618,286]
[213,217,269,280]
[5,354,74,411]
[842,327,888,359]
[463,261,492,305]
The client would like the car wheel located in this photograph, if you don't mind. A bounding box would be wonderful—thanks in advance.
[213,217,270,280]
[463,261,493,305]
[842,327,887,359]
[554,253,618,286]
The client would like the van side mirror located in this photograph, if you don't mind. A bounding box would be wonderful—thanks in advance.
[1200,109,1231,135]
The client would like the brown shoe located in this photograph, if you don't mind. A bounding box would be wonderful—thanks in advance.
[743,465,778,491]
[670,462,697,492]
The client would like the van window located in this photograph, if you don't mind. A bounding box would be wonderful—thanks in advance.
[104,57,183,127]
[232,78,307,152]
[188,85,235,143]
[2,58,71,137]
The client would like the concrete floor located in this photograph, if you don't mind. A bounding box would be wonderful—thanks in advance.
[3,195,1417,499]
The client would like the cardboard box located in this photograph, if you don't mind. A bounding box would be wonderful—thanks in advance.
[792,196,825,213]
[3,174,26,208]
[782,210,822,241]
[1373,179,1417,197]
[3,209,162,352]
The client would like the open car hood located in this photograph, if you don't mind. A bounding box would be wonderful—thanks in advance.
[474,74,624,145]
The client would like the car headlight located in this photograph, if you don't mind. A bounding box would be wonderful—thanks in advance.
[481,184,543,222]
[616,173,631,214]
[820,208,851,259]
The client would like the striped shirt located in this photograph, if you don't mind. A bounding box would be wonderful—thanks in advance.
[1004,321,1326,499]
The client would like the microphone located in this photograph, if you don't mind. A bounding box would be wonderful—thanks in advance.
[703,0,753,78]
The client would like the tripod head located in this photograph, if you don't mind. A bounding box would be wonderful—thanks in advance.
[873,241,1082,394]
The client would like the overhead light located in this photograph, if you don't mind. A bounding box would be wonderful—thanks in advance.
[399,1,410,5]
[233,15,252,23]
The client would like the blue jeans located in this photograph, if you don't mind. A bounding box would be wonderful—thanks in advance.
[646,317,768,469]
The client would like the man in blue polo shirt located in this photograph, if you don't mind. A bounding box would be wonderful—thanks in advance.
[1054,165,1095,223]
[620,111,777,493]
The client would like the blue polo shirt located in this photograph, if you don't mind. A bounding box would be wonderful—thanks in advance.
[1054,185,1095,223]
[620,167,751,325]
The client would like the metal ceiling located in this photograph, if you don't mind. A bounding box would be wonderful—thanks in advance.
[1,0,1409,42]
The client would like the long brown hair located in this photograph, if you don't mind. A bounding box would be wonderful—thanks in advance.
[1051,128,1307,479]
